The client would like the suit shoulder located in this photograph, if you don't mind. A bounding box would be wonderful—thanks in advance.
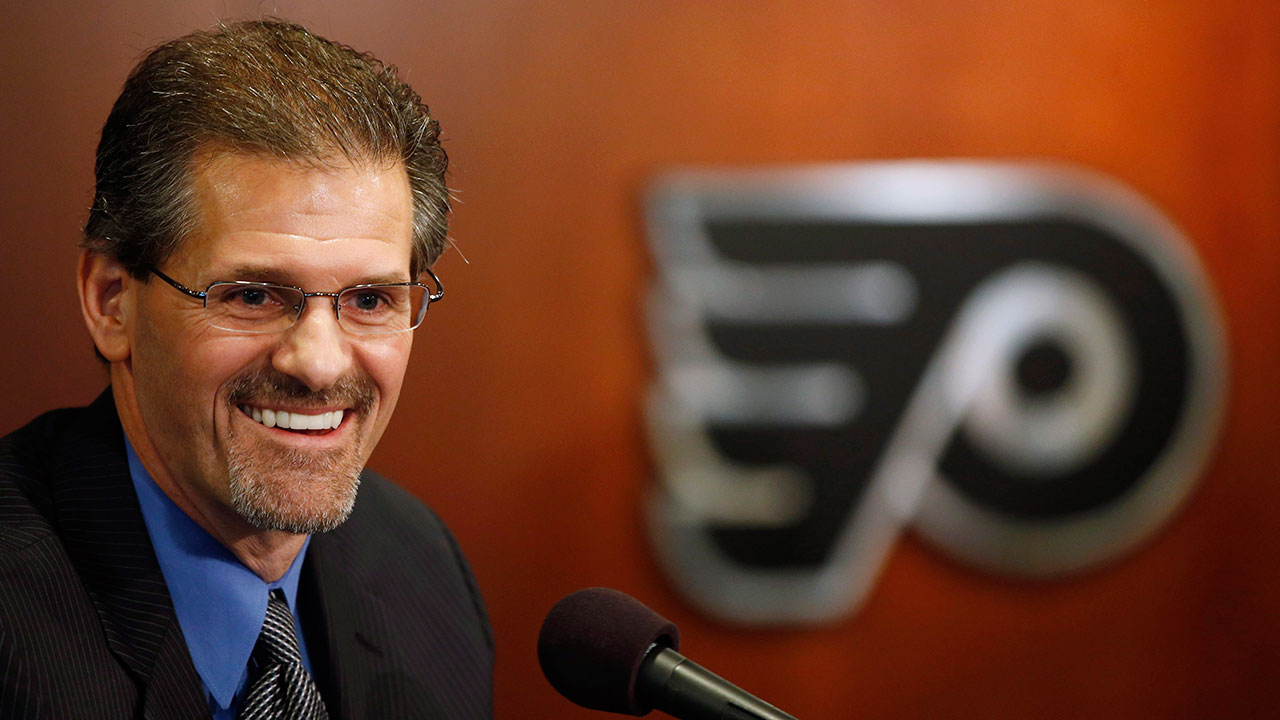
[0,405,85,478]
[0,407,84,551]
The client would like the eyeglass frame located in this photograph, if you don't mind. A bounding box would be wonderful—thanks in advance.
[148,266,444,335]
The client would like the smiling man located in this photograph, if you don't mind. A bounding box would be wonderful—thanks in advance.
[0,20,492,720]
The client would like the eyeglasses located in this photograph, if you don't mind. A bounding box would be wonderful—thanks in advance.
[149,267,443,335]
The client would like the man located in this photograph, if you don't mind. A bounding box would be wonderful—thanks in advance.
[0,20,492,719]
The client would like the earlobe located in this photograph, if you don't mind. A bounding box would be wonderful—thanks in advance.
[77,250,134,363]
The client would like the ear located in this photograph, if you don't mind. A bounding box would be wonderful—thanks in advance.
[77,250,134,363]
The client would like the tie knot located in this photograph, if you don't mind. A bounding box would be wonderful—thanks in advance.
[254,591,303,666]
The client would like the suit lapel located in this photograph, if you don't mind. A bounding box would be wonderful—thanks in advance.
[51,391,207,718]
[301,483,456,720]
[301,526,379,720]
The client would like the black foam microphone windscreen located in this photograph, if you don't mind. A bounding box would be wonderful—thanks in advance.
[537,587,680,716]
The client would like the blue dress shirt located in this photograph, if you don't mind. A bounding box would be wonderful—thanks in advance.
[124,435,315,720]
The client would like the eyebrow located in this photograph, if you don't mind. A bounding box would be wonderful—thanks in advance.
[217,265,411,286]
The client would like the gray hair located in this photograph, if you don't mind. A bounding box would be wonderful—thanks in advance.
[83,19,449,276]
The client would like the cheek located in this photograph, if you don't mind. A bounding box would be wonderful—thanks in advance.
[136,315,272,415]
[360,338,414,409]
[131,310,193,401]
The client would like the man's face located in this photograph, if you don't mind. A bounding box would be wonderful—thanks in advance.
[124,151,417,535]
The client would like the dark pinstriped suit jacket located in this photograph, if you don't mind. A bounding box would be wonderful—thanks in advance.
[0,392,494,719]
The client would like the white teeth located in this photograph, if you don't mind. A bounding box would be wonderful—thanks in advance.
[245,406,344,431]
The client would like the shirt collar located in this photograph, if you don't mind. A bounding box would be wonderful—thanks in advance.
[123,433,311,710]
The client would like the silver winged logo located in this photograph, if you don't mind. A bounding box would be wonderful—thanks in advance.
[644,163,1226,624]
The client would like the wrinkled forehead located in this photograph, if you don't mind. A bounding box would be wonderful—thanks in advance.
[172,150,416,285]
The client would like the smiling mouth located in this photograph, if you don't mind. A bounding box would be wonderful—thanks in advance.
[240,405,346,432]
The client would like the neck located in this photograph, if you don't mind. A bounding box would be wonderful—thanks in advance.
[111,371,305,583]
[223,531,308,582]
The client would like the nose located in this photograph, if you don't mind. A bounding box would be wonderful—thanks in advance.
[270,298,353,391]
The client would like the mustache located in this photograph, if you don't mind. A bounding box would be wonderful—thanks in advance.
[226,370,377,414]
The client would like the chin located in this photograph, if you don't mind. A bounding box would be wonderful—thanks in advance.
[225,444,365,534]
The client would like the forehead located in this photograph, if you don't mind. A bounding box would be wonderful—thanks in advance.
[177,151,415,282]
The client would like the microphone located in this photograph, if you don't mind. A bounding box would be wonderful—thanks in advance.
[537,588,799,720]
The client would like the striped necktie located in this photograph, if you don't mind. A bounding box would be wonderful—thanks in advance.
[237,590,329,720]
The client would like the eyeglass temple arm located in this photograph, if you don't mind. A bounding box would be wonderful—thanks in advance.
[150,268,207,299]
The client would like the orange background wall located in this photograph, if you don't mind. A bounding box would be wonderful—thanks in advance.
[2,2,1278,717]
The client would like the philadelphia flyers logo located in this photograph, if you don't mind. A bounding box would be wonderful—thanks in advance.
[644,163,1227,624]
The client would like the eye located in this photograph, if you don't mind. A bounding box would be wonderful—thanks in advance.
[207,284,295,318]
[232,287,273,306]
[223,285,290,309]
[349,291,386,312]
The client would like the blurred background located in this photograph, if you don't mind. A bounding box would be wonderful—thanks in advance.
[2,1,1278,717]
